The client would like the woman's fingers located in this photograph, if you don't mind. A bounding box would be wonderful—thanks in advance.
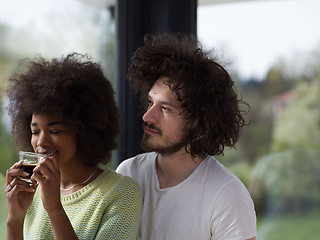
[31,171,46,183]
[9,160,23,169]
[5,178,36,195]
[5,182,13,192]
[6,162,30,186]
[33,157,59,180]
[50,156,59,170]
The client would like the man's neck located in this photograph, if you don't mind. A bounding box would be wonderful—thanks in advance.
[156,149,206,189]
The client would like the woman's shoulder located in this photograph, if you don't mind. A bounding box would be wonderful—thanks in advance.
[99,168,142,194]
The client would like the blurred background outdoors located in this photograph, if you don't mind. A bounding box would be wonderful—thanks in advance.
[0,0,319,239]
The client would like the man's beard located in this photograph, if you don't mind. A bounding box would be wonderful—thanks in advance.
[140,123,188,155]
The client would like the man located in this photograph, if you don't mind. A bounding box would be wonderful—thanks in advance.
[116,32,257,240]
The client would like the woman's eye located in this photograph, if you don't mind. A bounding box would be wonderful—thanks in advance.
[50,130,62,134]
[31,131,39,135]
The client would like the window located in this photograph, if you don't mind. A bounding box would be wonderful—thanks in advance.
[0,1,114,237]
[198,0,320,239]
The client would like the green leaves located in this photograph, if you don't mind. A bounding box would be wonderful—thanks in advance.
[272,81,320,151]
[251,148,320,215]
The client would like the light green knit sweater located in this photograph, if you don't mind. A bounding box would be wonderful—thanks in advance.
[24,168,142,239]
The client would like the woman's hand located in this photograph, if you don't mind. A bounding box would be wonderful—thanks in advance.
[31,156,62,213]
[5,160,37,221]
[31,156,79,240]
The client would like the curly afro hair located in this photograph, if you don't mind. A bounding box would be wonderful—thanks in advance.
[6,53,121,167]
[128,32,249,157]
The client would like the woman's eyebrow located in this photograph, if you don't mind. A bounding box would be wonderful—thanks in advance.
[47,121,62,126]
[30,121,62,127]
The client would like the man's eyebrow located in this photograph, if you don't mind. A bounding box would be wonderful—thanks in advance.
[148,94,182,110]
[160,101,179,109]
[30,121,62,127]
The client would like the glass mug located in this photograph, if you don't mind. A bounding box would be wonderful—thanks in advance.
[19,151,46,181]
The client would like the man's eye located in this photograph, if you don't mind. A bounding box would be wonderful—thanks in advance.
[162,106,170,111]
[31,131,40,135]
[147,100,153,109]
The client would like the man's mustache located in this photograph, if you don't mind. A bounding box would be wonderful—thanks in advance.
[142,122,161,134]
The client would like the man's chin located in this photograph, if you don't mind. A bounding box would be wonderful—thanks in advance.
[140,137,187,155]
[140,136,156,152]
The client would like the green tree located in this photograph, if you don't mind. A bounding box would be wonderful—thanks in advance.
[251,148,320,216]
[264,60,293,97]
[250,76,320,216]
[272,80,320,151]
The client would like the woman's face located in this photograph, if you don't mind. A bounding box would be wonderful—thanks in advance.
[30,113,78,168]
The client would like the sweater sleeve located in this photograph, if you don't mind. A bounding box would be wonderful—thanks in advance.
[95,176,142,240]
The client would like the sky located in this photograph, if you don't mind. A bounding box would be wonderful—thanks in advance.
[0,0,77,27]
[0,0,320,80]
[0,0,111,61]
[197,0,320,79]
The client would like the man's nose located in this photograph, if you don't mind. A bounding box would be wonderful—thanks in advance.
[142,105,158,124]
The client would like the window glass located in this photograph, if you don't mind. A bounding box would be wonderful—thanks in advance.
[0,1,114,236]
[198,0,320,239]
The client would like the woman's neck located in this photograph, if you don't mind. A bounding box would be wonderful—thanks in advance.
[59,162,100,195]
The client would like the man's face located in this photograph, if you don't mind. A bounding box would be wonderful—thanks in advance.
[141,76,187,155]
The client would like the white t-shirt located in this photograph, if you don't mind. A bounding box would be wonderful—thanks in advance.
[116,152,257,240]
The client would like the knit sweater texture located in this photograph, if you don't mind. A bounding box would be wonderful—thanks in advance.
[24,168,142,239]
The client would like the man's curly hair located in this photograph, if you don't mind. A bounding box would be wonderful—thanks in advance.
[128,32,249,157]
[6,53,121,167]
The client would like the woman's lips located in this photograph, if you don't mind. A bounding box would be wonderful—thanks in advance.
[37,151,58,157]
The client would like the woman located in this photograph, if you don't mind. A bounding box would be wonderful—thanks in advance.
[5,53,142,239]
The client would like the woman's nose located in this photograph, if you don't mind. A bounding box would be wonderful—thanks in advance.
[36,132,51,148]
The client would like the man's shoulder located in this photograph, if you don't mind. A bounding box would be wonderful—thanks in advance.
[116,152,156,175]
[199,156,247,190]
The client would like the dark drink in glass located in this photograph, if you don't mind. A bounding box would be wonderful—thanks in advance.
[20,163,37,179]
[18,151,45,181]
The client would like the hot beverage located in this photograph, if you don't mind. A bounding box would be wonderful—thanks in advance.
[18,151,46,181]
[19,163,37,179]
